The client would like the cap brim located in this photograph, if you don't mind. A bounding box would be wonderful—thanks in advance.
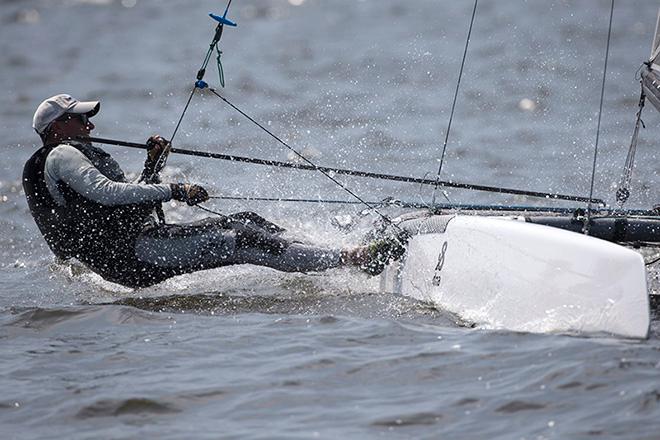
[69,100,100,117]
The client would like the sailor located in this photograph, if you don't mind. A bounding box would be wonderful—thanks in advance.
[23,94,405,288]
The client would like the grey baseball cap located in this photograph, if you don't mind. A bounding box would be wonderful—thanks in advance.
[32,94,100,134]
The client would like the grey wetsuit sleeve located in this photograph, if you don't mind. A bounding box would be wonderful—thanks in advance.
[45,144,172,206]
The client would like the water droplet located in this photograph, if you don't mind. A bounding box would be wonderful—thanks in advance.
[518,98,536,111]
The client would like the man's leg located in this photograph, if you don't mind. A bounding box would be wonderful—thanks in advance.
[233,243,342,272]
[134,217,345,274]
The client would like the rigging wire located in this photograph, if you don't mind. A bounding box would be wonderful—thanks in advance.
[147,86,197,184]
[196,204,228,218]
[170,1,234,144]
[645,252,660,266]
[208,195,382,205]
[206,195,660,215]
[206,87,402,230]
[82,135,606,204]
[170,88,197,144]
[124,0,617,231]
[585,0,615,233]
[144,0,235,224]
[615,86,646,207]
[432,0,479,205]
[147,0,405,233]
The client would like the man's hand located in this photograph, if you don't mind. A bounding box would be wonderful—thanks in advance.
[146,135,171,162]
[170,183,209,206]
[141,135,172,183]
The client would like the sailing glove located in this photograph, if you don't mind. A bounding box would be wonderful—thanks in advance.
[146,135,171,161]
[141,135,172,183]
[170,183,209,206]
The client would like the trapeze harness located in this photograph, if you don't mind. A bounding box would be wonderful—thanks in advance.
[23,142,341,288]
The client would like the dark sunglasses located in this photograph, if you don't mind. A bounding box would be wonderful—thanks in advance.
[58,113,89,125]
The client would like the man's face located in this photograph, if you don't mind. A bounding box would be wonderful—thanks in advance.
[50,113,95,140]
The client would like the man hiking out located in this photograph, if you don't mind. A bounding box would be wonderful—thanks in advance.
[23,94,405,288]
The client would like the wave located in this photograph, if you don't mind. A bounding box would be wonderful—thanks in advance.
[76,397,179,419]
[109,289,453,323]
[3,305,167,332]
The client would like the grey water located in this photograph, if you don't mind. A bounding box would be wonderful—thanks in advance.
[2,0,660,438]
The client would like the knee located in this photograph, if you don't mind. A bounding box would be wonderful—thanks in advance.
[234,227,288,255]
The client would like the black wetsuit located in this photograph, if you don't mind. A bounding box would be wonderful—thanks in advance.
[23,142,342,288]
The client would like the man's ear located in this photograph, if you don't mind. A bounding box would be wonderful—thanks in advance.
[46,121,62,140]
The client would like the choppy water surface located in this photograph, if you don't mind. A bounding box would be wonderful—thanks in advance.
[2,0,660,438]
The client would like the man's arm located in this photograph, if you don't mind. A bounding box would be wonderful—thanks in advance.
[45,144,172,206]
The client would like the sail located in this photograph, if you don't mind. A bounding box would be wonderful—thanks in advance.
[642,8,660,112]
[650,8,660,69]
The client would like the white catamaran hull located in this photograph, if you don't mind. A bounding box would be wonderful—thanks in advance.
[381,215,650,338]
